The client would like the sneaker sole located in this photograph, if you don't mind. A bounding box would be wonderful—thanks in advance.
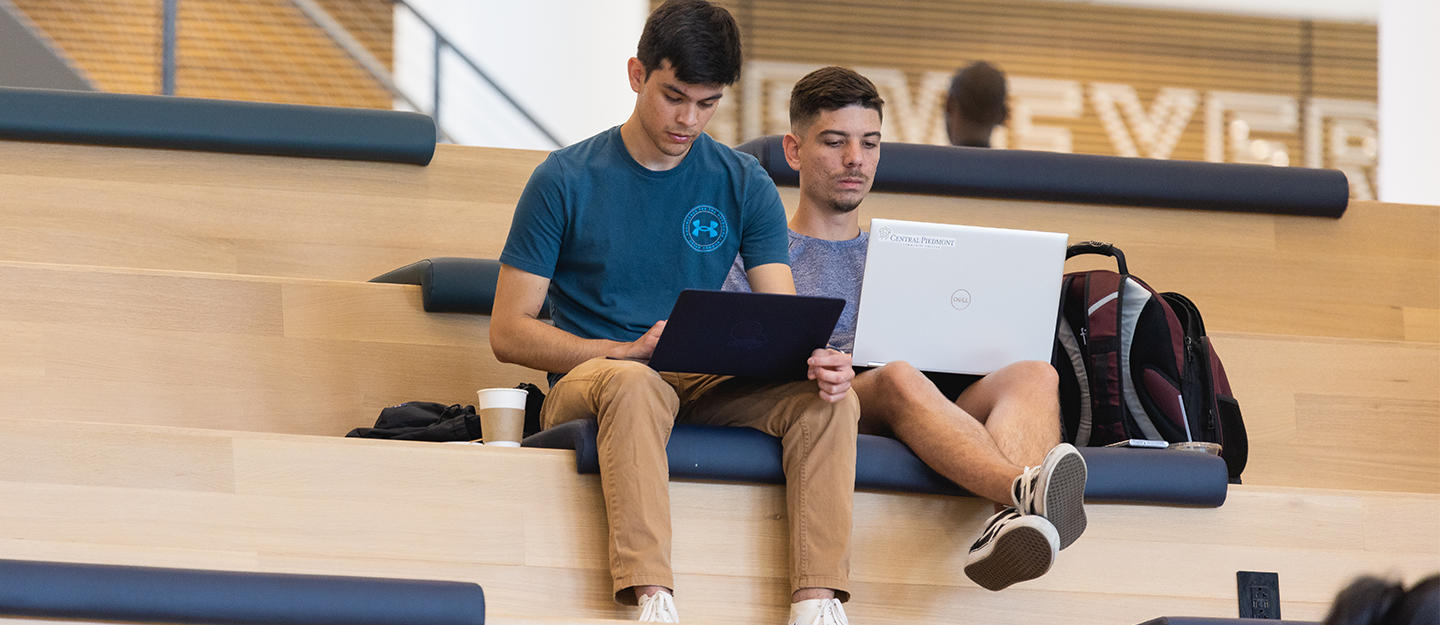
[964,522,1056,591]
[1041,448,1088,550]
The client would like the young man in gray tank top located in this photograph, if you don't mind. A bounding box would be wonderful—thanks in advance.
[724,67,1089,592]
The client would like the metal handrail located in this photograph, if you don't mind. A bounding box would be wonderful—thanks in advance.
[149,0,557,147]
[391,0,562,147]
[285,0,454,142]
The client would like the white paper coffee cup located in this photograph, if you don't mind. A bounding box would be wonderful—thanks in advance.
[476,388,528,447]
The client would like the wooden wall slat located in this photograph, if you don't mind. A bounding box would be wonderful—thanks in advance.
[691,0,1377,187]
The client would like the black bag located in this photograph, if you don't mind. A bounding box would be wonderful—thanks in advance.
[1051,242,1248,479]
[346,401,481,442]
[346,383,547,442]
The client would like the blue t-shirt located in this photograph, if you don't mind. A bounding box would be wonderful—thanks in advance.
[501,125,790,354]
[723,229,869,352]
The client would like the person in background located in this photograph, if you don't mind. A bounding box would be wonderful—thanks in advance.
[945,60,1008,148]
[725,66,1086,593]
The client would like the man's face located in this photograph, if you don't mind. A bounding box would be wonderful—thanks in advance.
[629,59,725,159]
[787,105,882,214]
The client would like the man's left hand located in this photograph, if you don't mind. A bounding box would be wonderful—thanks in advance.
[807,348,853,403]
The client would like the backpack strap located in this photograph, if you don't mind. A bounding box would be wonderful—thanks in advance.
[1055,274,1093,444]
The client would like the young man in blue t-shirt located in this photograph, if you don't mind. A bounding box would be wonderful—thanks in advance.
[491,2,858,624]
[724,67,1089,593]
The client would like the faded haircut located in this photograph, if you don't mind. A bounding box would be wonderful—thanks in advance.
[788,66,884,132]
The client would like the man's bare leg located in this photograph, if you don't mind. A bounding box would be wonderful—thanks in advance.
[953,360,1061,471]
[853,360,1059,505]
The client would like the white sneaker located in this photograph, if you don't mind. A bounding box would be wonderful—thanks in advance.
[1012,442,1088,550]
[964,508,1059,591]
[638,591,679,622]
[789,597,849,625]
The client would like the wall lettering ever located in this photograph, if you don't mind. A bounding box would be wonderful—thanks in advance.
[709,61,1378,200]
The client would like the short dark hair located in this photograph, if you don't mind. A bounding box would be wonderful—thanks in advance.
[948,61,1008,126]
[788,66,885,131]
[637,0,742,86]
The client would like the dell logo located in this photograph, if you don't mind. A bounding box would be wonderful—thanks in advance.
[950,289,971,310]
[728,320,766,350]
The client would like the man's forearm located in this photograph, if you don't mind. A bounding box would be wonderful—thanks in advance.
[490,314,625,375]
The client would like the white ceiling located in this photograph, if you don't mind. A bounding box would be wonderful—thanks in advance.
[1055,0,1379,23]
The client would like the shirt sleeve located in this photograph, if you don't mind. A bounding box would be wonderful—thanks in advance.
[499,154,567,279]
[736,160,791,270]
[719,252,753,292]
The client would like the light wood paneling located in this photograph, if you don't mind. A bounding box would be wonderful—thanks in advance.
[1406,307,1440,343]
[1,258,1430,492]
[2,139,1435,495]
[1212,332,1439,493]
[4,139,1434,346]
[11,0,393,108]
[0,262,546,436]
[0,140,544,282]
[843,188,1439,344]
[0,419,1432,624]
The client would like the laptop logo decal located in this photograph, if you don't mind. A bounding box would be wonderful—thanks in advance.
[878,227,956,250]
[682,205,728,252]
[951,289,972,310]
[728,320,767,350]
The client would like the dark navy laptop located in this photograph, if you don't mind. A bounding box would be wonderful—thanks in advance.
[645,289,845,380]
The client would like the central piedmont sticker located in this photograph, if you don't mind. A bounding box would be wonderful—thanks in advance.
[877,228,956,249]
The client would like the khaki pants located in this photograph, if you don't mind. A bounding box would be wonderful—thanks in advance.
[540,357,860,604]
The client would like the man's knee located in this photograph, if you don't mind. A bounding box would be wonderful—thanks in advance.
[570,358,666,390]
[873,360,933,405]
[562,358,678,424]
[790,382,861,431]
[1003,360,1059,394]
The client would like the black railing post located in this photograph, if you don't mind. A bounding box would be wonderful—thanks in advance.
[161,0,177,95]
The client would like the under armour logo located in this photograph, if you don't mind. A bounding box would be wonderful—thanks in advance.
[682,205,727,252]
[692,220,719,238]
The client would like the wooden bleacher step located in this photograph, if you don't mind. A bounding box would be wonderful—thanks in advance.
[0,256,1432,494]
[0,418,1433,625]
[0,260,545,436]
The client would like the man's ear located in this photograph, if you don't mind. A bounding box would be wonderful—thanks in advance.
[627,57,646,94]
[782,132,802,172]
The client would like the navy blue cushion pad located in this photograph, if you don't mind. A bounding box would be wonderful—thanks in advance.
[0,86,436,165]
[735,135,1349,218]
[524,419,1228,507]
[371,257,551,318]
[0,559,485,625]
[1138,618,1319,625]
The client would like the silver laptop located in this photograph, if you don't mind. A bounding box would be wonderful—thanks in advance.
[852,218,1068,375]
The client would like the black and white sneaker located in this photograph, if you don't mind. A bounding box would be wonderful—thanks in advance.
[1013,443,1088,550]
[964,508,1059,591]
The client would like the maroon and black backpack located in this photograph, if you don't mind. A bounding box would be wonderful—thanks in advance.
[1051,242,1248,480]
